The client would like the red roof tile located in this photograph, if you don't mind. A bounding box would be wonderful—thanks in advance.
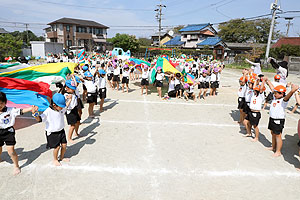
[272,37,300,48]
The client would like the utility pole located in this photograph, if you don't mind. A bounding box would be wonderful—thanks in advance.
[285,17,294,37]
[265,0,279,62]
[25,23,29,46]
[155,1,166,47]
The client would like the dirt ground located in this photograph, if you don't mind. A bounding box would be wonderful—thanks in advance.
[1,68,300,200]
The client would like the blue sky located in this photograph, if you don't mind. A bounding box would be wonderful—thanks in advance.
[0,0,299,39]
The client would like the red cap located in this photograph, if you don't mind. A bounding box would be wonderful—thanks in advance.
[274,75,281,80]
[274,85,286,93]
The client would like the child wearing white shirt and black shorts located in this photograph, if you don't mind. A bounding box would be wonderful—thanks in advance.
[141,65,149,95]
[98,69,107,112]
[33,93,72,166]
[0,92,34,175]
[266,79,299,157]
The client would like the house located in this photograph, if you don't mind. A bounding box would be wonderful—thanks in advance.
[45,17,109,52]
[225,43,267,57]
[164,23,227,59]
[151,32,173,47]
[272,37,300,48]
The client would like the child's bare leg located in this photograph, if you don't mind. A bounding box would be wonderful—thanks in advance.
[193,94,196,102]
[289,104,298,113]
[68,125,76,143]
[6,146,21,175]
[210,88,213,96]
[141,86,144,95]
[126,84,129,93]
[59,143,69,162]
[243,120,251,136]
[53,146,61,166]
[0,146,2,162]
[116,82,119,90]
[203,89,207,99]
[238,109,244,123]
[252,125,259,142]
[100,99,104,111]
[83,91,87,101]
[74,121,80,136]
[273,134,283,157]
[262,102,267,110]
[267,132,276,151]
[122,84,125,92]
[146,86,148,95]
[78,108,82,118]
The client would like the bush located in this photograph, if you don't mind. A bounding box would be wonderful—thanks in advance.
[270,44,300,60]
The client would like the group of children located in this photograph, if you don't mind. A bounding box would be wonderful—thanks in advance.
[237,57,300,159]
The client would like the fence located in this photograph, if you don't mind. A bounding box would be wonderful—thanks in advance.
[288,56,300,72]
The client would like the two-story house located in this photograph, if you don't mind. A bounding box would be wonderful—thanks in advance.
[45,17,109,52]
[164,23,227,59]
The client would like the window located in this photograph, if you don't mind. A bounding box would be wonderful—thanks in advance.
[67,40,72,47]
[76,26,87,33]
[217,49,222,55]
[96,28,103,35]
[66,25,70,32]
[51,25,57,31]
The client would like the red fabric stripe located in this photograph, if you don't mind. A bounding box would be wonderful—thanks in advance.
[0,77,52,98]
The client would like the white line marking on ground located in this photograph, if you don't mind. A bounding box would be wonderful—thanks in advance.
[7,163,300,178]
[100,119,296,130]
[108,99,237,107]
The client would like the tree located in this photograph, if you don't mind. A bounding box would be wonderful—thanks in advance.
[10,30,44,46]
[0,34,23,61]
[173,25,185,34]
[270,44,300,59]
[138,37,151,47]
[110,33,140,53]
[218,18,281,43]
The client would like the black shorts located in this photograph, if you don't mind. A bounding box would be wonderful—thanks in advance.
[77,98,84,110]
[120,69,122,74]
[122,77,129,84]
[210,81,219,88]
[198,82,204,89]
[187,93,194,98]
[113,75,120,82]
[82,84,87,91]
[45,129,67,149]
[245,111,261,126]
[156,80,163,87]
[238,97,246,109]
[141,79,149,86]
[99,88,107,99]
[0,127,16,146]
[87,92,97,103]
[243,102,250,114]
[107,73,113,81]
[168,90,176,97]
[66,107,81,125]
[268,118,285,135]
[130,68,134,73]
[265,92,273,103]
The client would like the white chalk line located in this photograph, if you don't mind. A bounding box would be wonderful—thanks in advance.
[100,119,296,130]
[2,162,300,178]
[107,99,237,107]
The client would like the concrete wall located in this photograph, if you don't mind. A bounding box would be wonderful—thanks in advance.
[288,56,300,72]
[31,41,63,57]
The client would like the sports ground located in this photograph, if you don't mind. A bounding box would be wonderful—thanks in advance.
[1,68,300,200]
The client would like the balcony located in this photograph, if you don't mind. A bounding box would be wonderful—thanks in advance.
[76,32,92,39]
[47,31,58,38]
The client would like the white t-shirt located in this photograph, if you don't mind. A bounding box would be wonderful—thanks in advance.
[142,69,149,79]
[83,80,97,93]
[156,73,164,81]
[113,67,120,75]
[168,80,175,92]
[0,107,21,129]
[175,78,181,86]
[123,70,130,77]
[269,97,289,119]
[249,93,264,110]
[98,76,106,89]
[277,66,287,84]
[40,107,66,135]
[245,87,253,103]
[198,76,205,83]
[210,73,218,82]
[64,93,78,113]
[189,85,194,93]
[238,85,247,98]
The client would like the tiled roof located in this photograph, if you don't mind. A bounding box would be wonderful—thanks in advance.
[0,28,9,34]
[197,37,222,46]
[48,17,109,29]
[272,37,300,48]
[163,36,185,46]
[179,24,210,32]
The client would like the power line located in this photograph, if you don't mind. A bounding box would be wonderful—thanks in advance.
[31,0,153,12]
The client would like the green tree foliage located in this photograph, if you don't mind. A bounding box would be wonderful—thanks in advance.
[270,44,300,59]
[110,33,140,53]
[218,18,281,43]
[10,30,44,46]
[173,25,185,34]
[0,34,23,61]
[138,37,152,47]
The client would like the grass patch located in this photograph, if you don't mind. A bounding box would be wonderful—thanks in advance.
[226,63,276,73]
